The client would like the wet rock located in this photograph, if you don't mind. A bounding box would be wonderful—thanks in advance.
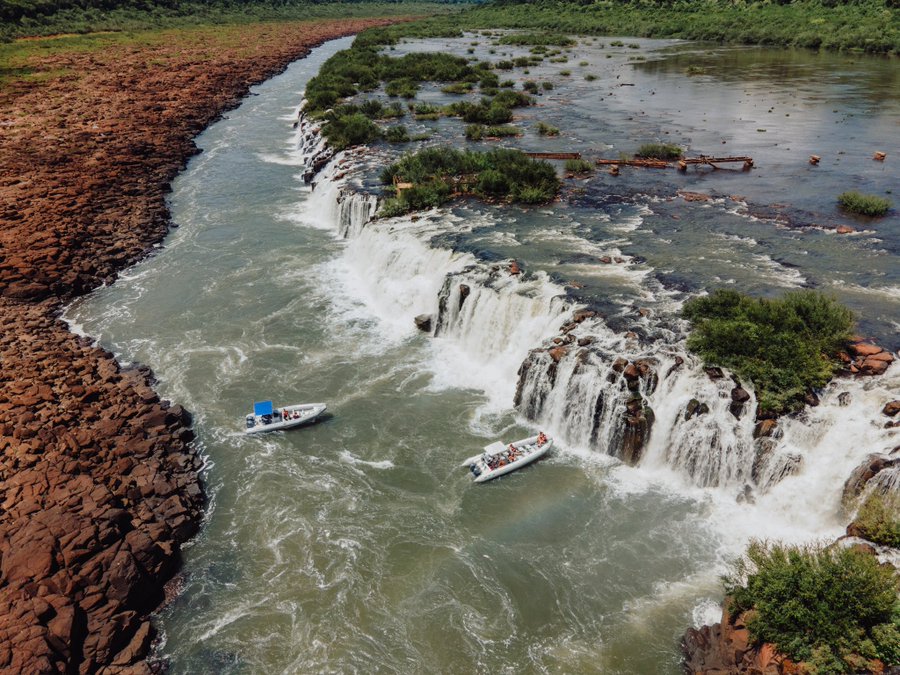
[458,284,470,309]
[548,346,568,363]
[508,260,521,275]
[842,452,900,505]
[884,401,900,417]
[621,395,654,465]
[685,398,710,421]
[754,419,778,439]
[705,366,725,380]
[577,336,595,347]
[849,342,884,358]
[682,604,788,674]
[414,314,432,332]
[838,392,852,406]
[803,390,820,407]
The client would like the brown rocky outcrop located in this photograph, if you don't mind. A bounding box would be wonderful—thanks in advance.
[0,17,408,673]
[842,448,900,506]
[682,604,789,674]
[843,340,896,377]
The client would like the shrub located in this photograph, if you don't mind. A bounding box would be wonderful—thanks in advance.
[683,289,854,413]
[726,541,900,670]
[496,60,514,70]
[636,143,684,160]
[441,81,475,95]
[413,103,442,121]
[321,112,381,151]
[837,191,891,217]
[585,74,597,81]
[536,121,560,136]
[385,125,411,143]
[542,81,554,91]
[853,493,900,548]
[560,69,571,76]
[565,158,593,173]
[610,40,625,47]
[523,80,539,93]
[500,79,516,87]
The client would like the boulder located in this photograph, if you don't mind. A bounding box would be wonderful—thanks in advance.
[685,398,710,421]
[884,401,900,417]
[413,314,432,333]
[848,342,883,358]
[842,452,900,505]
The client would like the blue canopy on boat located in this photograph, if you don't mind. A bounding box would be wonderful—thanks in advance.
[253,400,274,416]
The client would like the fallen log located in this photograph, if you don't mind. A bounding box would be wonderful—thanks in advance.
[596,155,754,170]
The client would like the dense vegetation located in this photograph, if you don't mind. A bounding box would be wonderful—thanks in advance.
[853,493,900,548]
[378,146,559,216]
[838,190,893,217]
[0,0,461,41]
[726,541,900,672]
[682,289,854,413]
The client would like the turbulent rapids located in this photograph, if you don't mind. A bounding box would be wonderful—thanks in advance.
[301,113,897,501]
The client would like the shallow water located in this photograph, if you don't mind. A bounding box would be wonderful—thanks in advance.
[67,34,899,674]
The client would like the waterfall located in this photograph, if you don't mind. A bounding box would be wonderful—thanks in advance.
[297,115,899,503]
[514,314,899,496]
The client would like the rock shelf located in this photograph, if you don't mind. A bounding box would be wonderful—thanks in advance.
[0,17,405,673]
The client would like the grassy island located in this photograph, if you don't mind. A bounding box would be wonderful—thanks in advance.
[682,289,854,414]
[726,541,900,672]
[378,146,559,216]
[838,191,893,217]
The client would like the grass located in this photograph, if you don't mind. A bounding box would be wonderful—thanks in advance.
[378,146,559,216]
[636,142,684,160]
[682,289,854,414]
[536,121,559,136]
[464,123,520,140]
[385,124,411,143]
[726,541,900,671]
[838,191,892,217]
[564,158,593,174]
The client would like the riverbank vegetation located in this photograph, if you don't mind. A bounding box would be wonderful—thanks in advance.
[725,541,900,672]
[682,289,854,414]
[838,190,893,217]
[378,146,559,216]
[0,1,457,42]
[853,493,900,548]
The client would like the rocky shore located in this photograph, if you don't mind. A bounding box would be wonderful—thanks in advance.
[0,17,405,673]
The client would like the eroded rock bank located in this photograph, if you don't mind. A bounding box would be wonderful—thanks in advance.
[0,17,406,673]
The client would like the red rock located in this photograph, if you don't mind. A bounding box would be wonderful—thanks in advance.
[860,357,889,375]
[548,347,568,363]
[849,342,883,357]
[884,401,900,417]
[836,225,855,234]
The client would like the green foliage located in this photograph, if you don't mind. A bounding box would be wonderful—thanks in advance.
[853,493,900,548]
[385,125,411,143]
[636,142,683,160]
[726,541,900,670]
[379,146,559,215]
[536,121,559,136]
[522,79,538,93]
[464,123,519,140]
[838,191,892,217]
[584,73,597,81]
[413,103,442,120]
[564,158,593,173]
[321,111,381,151]
[541,81,553,90]
[385,78,419,98]
[441,81,475,94]
[682,289,854,413]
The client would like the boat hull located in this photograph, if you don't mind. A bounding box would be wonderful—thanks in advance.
[463,435,553,483]
[245,403,327,434]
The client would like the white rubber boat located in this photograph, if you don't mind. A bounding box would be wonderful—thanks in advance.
[245,400,327,434]
[460,434,553,483]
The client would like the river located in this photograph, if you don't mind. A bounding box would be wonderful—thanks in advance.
[65,34,899,673]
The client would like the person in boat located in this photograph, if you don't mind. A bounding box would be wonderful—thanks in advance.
[536,432,547,447]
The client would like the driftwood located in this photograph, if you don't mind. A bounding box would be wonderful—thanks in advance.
[526,152,582,160]
[597,155,754,171]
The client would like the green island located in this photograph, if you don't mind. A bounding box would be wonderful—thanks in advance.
[378,146,560,216]
[682,289,854,414]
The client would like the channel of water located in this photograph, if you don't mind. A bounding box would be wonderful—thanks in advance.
[65,34,899,673]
